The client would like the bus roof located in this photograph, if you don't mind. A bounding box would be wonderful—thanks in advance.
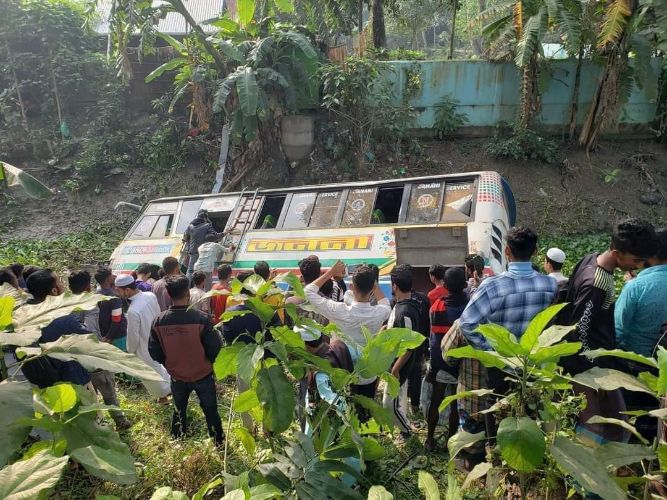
[148,170,492,204]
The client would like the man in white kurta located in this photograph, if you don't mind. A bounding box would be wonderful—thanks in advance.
[115,274,171,400]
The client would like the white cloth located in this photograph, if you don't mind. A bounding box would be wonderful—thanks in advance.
[304,283,391,384]
[548,272,568,285]
[126,291,171,398]
[189,287,210,315]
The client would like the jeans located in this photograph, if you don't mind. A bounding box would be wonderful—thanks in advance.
[171,374,224,445]
[351,379,378,423]
[90,370,129,428]
[186,252,199,281]
[407,349,424,408]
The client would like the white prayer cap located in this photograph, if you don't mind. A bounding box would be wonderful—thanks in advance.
[114,274,135,287]
[546,248,566,264]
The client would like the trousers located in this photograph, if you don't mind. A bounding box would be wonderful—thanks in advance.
[171,373,224,445]
[90,370,130,428]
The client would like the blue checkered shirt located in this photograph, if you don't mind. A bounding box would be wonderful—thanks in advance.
[459,262,558,350]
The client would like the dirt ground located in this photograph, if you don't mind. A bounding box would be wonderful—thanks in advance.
[2,137,666,240]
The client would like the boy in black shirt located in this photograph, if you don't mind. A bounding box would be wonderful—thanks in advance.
[382,267,422,440]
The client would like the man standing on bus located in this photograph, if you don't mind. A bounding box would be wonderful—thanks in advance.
[183,209,223,280]
[304,261,391,410]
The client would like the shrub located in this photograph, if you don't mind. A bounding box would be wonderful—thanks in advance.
[486,125,559,163]
[433,96,468,138]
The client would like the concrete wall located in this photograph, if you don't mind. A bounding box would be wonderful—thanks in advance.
[382,59,661,132]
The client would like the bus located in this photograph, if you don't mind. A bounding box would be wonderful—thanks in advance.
[109,171,516,292]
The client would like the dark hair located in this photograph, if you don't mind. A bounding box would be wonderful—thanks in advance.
[9,263,24,279]
[192,271,206,286]
[394,263,413,275]
[165,275,190,300]
[505,227,538,261]
[299,256,321,284]
[217,264,232,280]
[68,270,91,294]
[94,266,113,286]
[135,263,153,276]
[654,228,667,261]
[26,269,57,301]
[429,264,446,281]
[367,264,380,282]
[352,265,375,295]
[158,269,165,279]
[23,265,40,282]
[0,268,18,288]
[320,279,334,297]
[254,261,270,280]
[236,271,254,296]
[390,268,413,293]
[464,254,485,273]
[444,267,466,293]
[611,218,658,259]
[545,256,563,271]
[205,233,218,243]
[162,256,180,274]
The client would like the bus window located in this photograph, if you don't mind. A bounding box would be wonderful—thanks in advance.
[309,191,342,228]
[150,214,173,238]
[372,187,403,224]
[255,195,286,229]
[283,192,316,229]
[130,215,158,239]
[176,199,203,234]
[341,188,377,227]
[442,182,475,222]
[406,182,444,223]
[208,211,232,232]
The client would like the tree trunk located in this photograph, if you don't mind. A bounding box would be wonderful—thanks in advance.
[358,0,364,33]
[170,0,226,72]
[3,38,28,132]
[567,43,584,141]
[519,54,540,127]
[448,1,458,59]
[472,0,486,55]
[371,0,386,48]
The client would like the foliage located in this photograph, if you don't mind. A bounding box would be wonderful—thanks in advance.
[485,124,558,163]
[0,0,124,157]
[443,305,655,498]
[433,96,468,138]
[370,47,428,61]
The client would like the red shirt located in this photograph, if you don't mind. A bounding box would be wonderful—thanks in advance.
[210,283,229,323]
[427,285,448,306]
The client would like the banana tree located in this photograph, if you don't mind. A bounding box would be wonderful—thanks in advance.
[212,23,319,144]
[476,0,582,126]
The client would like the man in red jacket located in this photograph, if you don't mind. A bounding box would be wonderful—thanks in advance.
[148,275,224,445]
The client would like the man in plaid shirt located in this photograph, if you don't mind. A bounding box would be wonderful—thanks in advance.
[456,227,557,463]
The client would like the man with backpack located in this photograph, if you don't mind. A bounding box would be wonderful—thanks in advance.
[69,270,131,430]
[183,210,224,280]
[382,266,423,441]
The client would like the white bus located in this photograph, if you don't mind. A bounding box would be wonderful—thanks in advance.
[109,171,516,292]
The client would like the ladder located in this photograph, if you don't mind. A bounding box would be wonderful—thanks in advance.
[222,188,260,263]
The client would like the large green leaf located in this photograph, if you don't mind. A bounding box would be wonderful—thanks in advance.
[234,389,261,412]
[0,330,41,347]
[256,365,295,433]
[61,410,134,460]
[657,348,667,396]
[144,58,187,83]
[12,292,108,332]
[417,471,440,500]
[551,436,625,500]
[658,441,667,472]
[246,296,275,325]
[275,272,304,299]
[585,416,648,445]
[237,67,258,118]
[156,32,186,55]
[477,323,527,357]
[237,343,264,383]
[150,487,190,500]
[215,40,244,62]
[0,296,14,330]
[70,445,137,485]
[234,427,256,455]
[42,335,166,382]
[585,348,658,369]
[282,31,317,60]
[356,328,424,379]
[573,367,655,395]
[536,324,575,349]
[214,343,244,380]
[273,0,294,13]
[515,6,548,67]
[0,450,69,499]
[447,430,485,460]
[438,389,493,413]
[0,381,33,467]
[528,342,581,365]
[592,442,655,468]
[461,462,492,491]
[1,162,54,200]
[496,417,545,472]
[445,345,508,369]
[368,485,393,500]
[520,303,567,352]
[40,383,78,414]
[237,0,256,28]
[350,395,394,427]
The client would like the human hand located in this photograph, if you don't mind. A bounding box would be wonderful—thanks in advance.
[391,365,400,378]
[331,260,346,279]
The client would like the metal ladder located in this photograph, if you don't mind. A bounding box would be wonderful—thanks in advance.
[223,188,260,263]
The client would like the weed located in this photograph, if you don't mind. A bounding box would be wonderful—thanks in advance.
[434,96,469,139]
[486,125,559,163]
[600,167,621,184]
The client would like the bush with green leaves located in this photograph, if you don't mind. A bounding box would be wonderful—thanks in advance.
[433,96,469,139]
[442,304,661,499]
[486,125,559,164]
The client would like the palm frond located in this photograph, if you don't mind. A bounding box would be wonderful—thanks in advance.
[597,0,632,48]
[487,23,518,60]
[482,14,513,39]
[629,33,653,91]
[515,6,548,67]
[469,1,514,29]
[545,0,581,53]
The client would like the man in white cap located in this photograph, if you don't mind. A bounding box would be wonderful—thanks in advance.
[115,274,171,403]
[545,247,568,286]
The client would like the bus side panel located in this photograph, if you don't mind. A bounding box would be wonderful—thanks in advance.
[232,227,398,275]
[109,238,183,274]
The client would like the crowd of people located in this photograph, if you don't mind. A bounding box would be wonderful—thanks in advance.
[1,217,666,466]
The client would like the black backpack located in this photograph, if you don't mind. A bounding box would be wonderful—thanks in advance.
[21,356,60,388]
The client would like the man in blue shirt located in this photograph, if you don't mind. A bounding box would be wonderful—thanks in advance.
[616,228,667,357]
